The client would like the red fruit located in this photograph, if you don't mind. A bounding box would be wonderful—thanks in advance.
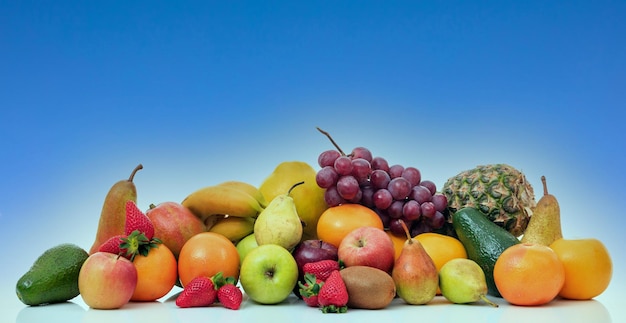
[317,270,348,313]
[217,284,243,310]
[303,259,341,281]
[97,235,129,259]
[298,273,323,307]
[175,276,217,308]
[125,200,155,239]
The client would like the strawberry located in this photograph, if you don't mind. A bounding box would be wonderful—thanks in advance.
[211,272,242,310]
[317,270,348,313]
[97,235,129,258]
[124,200,155,239]
[217,284,243,310]
[176,276,217,308]
[298,273,323,307]
[303,259,340,281]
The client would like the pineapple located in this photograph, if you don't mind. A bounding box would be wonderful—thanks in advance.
[442,164,536,237]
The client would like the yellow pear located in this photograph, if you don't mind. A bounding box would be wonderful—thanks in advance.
[521,176,562,245]
[259,161,327,241]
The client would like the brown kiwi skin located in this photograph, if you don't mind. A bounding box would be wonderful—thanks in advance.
[340,265,396,309]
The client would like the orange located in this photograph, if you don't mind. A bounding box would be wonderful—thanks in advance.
[415,232,468,271]
[493,243,565,306]
[177,232,240,287]
[550,238,612,300]
[316,204,384,248]
[386,230,407,260]
[131,243,178,301]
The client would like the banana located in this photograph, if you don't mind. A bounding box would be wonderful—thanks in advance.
[181,185,264,222]
[207,215,255,243]
[217,180,268,208]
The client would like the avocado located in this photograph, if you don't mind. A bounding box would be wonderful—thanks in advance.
[16,243,89,306]
[452,207,520,297]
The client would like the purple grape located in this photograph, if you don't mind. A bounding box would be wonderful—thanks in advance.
[410,185,432,203]
[420,180,437,195]
[375,209,391,228]
[389,218,409,236]
[350,147,373,162]
[347,189,363,203]
[420,201,436,218]
[315,166,339,189]
[426,211,445,229]
[324,186,345,207]
[334,156,353,175]
[431,193,448,212]
[318,150,341,168]
[373,188,393,210]
[387,200,405,219]
[401,167,421,187]
[402,200,421,221]
[370,169,391,189]
[388,177,412,200]
[360,185,375,208]
[351,158,371,183]
[370,156,389,172]
[410,220,431,236]
[337,175,360,200]
[389,164,404,178]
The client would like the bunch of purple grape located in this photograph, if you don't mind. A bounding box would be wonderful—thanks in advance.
[316,147,448,236]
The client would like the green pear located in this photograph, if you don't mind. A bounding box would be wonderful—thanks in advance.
[391,222,438,305]
[439,258,498,307]
[254,182,304,251]
[521,176,562,246]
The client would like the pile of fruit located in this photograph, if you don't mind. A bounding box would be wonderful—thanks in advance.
[15,129,613,314]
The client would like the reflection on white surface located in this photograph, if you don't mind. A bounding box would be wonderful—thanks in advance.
[14,293,612,323]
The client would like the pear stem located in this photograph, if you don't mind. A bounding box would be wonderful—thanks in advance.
[541,175,548,196]
[128,164,143,182]
[480,294,499,308]
[316,127,346,156]
[288,181,305,195]
[399,220,413,244]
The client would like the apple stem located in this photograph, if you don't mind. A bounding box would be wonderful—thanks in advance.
[128,164,143,182]
[316,127,346,156]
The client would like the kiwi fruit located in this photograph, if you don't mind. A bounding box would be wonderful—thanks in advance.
[340,266,396,309]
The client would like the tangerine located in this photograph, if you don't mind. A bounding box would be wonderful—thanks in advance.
[177,232,240,287]
[415,232,468,271]
[493,243,565,306]
[316,204,384,248]
[550,238,612,300]
[130,243,178,301]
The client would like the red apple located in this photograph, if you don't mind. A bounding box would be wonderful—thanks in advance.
[146,201,206,259]
[291,239,338,297]
[338,226,395,273]
[78,252,138,309]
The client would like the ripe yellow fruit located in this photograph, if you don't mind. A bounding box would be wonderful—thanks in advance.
[550,238,612,300]
[259,161,328,241]
[415,232,468,271]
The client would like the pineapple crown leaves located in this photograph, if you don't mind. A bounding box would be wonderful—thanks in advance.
[119,230,162,262]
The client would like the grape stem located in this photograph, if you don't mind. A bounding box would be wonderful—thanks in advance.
[316,127,346,156]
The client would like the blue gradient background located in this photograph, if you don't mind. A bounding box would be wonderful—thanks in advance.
[1,0,624,316]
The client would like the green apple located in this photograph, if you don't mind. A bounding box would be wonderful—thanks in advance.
[239,244,298,304]
[236,233,259,264]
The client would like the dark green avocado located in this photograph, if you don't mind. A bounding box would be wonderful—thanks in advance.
[16,243,89,306]
[452,207,520,297]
